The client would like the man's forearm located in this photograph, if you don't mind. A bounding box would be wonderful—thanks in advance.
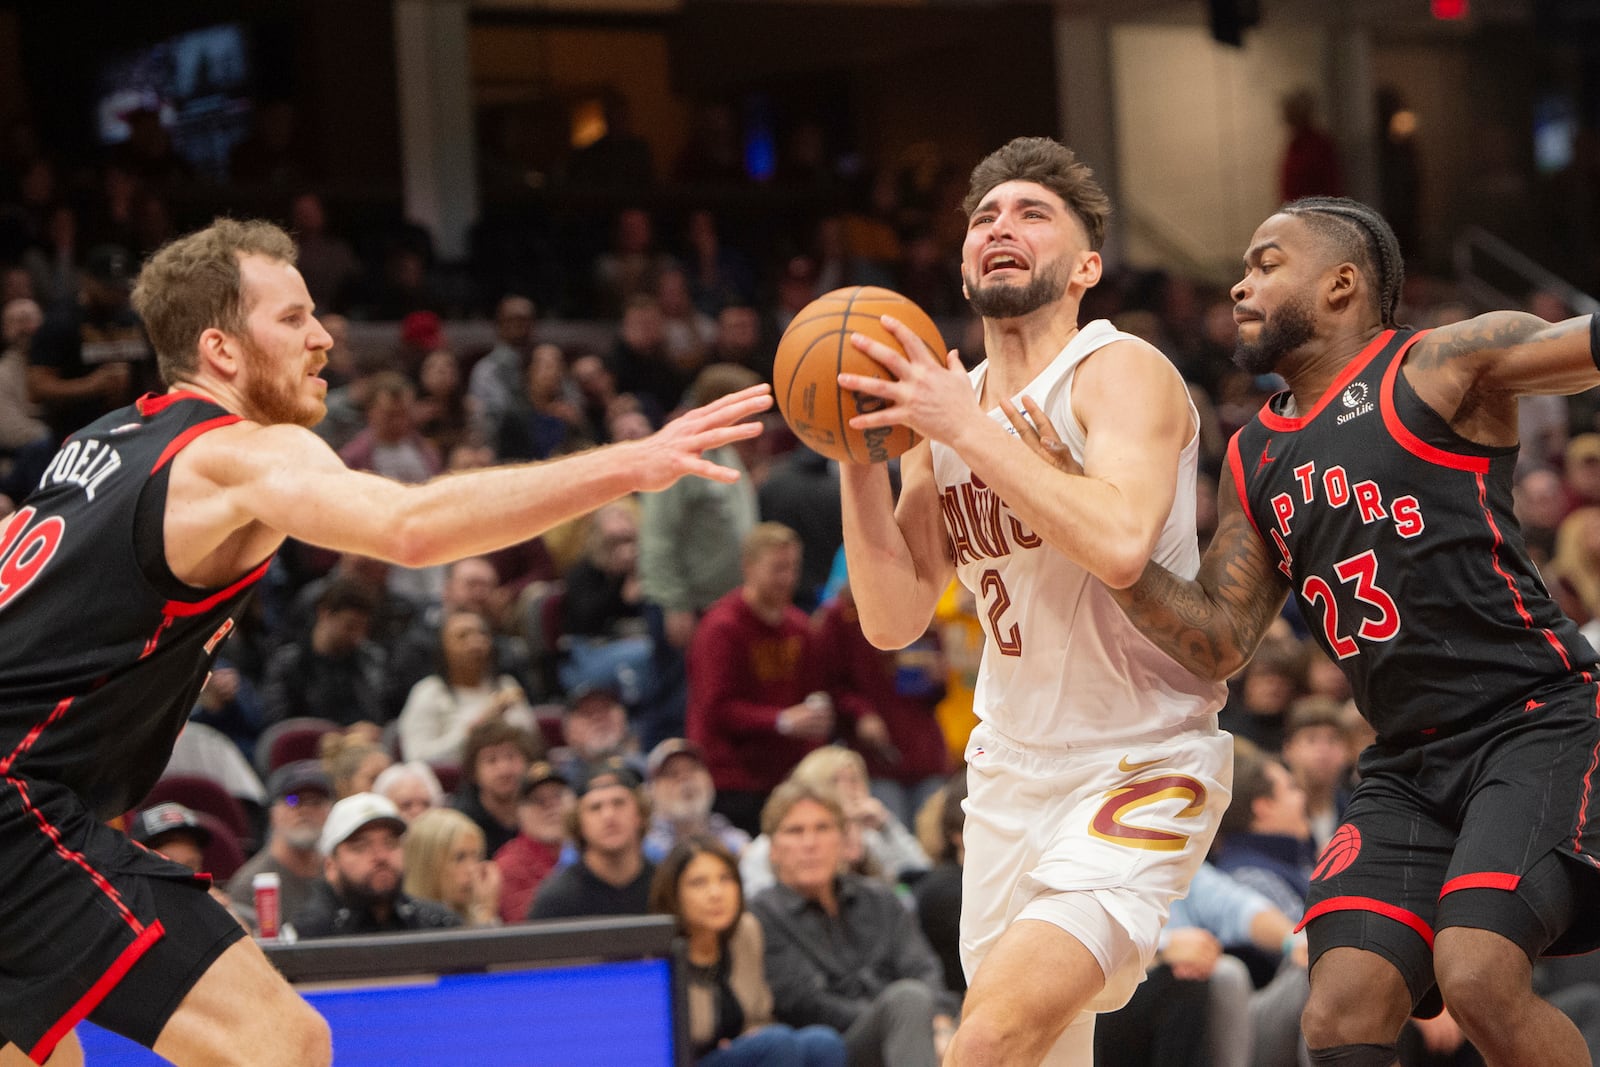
[1109,561,1269,682]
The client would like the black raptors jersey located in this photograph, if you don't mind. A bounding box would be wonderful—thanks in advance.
[1232,328,1597,741]
[0,392,269,818]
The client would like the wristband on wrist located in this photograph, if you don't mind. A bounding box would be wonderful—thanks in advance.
[1590,313,1600,373]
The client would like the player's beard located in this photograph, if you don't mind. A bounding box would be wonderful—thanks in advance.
[240,336,325,428]
[1233,292,1317,375]
[964,260,1068,320]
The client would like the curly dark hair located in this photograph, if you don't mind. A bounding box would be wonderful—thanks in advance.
[962,137,1111,251]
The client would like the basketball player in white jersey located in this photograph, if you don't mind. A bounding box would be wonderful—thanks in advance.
[835,136,1233,1066]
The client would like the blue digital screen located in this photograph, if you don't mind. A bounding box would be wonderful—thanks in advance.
[77,958,677,1066]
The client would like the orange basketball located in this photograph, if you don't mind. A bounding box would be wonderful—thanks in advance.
[772,286,947,464]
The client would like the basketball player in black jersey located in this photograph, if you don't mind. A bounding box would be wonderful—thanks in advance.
[0,218,771,1067]
[1009,198,1600,1067]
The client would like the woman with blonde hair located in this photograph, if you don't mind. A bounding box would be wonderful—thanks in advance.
[402,807,502,926]
[320,728,393,800]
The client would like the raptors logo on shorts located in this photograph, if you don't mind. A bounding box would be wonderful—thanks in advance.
[1312,823,1362,881]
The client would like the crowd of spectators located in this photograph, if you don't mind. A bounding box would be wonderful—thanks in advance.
[10,98,1600,1066]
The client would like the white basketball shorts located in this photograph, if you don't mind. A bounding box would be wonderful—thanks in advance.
[960,717,1234,1013]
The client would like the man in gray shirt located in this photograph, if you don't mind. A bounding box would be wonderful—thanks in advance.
[226,761,335,935]
[749,780,957,1067]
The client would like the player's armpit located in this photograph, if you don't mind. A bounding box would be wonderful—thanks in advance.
[1107,465,1287,681]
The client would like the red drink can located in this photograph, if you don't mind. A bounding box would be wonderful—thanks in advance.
[253,872,281,939]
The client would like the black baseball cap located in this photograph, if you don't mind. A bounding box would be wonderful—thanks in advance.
[518,760,571,799]
[130,803,211,847]
[574,757,642,797]
[268,760,334,804]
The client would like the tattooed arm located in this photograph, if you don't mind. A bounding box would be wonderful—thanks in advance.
[1003,396,1289,680]
[1412,311,1600,399]
[1109,462,1290,680]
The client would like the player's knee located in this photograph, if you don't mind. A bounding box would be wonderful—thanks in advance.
[1433,958,1518,1031]
[278,1003,332,1067]
[1434,928,1534,1032]
[1302,950,1409,1047]
[1302,982,1398,1048]
[946,1000,1052,1066]
[945,1014,1016,1067]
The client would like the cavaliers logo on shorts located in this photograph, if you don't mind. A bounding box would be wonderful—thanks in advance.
[1312,823,1362,881]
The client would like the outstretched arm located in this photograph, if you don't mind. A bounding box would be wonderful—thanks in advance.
[1004,396,1288,680]
[169,385,771,579]
[1414,310,1600,398]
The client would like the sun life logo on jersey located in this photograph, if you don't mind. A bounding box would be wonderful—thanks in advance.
[1337,380,1373,425]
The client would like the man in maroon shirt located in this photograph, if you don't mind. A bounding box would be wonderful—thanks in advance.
[686,522,832,836]
[492,761,572,923]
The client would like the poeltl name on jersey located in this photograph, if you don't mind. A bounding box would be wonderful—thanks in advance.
[37,439,123,501]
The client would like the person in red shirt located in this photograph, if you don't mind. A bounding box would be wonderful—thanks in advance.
[491,761,573,923]
[812,583,950,829]
[686,523,831,837]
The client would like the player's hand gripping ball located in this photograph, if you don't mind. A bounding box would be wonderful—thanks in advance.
[773,286,946,464]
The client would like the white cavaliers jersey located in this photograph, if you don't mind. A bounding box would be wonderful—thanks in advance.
[930,319,1226,748]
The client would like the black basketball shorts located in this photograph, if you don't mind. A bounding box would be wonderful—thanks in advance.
[0,774,245,1063]
[1298,689,1600,1015]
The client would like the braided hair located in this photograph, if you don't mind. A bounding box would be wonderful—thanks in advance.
[1280,197,1405,327]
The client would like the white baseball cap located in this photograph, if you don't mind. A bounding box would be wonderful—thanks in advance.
[319,792,407,855]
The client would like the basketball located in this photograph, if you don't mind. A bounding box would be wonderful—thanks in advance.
[772,286,947,464]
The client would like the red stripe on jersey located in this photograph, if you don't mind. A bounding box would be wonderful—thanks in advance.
[1573,675,1600,861]
[163,557,271,618]
[1439,871,1520,896]
[8,776,144,931]
[150,414,243,474]
[135,390,215,417]
[1226,433,1265,543]
[30,921,165,1065]
[0,696,73,774]
[1297,895,1435,948]
[1258,330,1396,431]
[1377,332,1488,473]
[1477,473,1571,668]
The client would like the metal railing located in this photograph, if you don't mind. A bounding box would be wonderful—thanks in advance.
[1119,197,1239,284]
[1452,225,1600,315]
